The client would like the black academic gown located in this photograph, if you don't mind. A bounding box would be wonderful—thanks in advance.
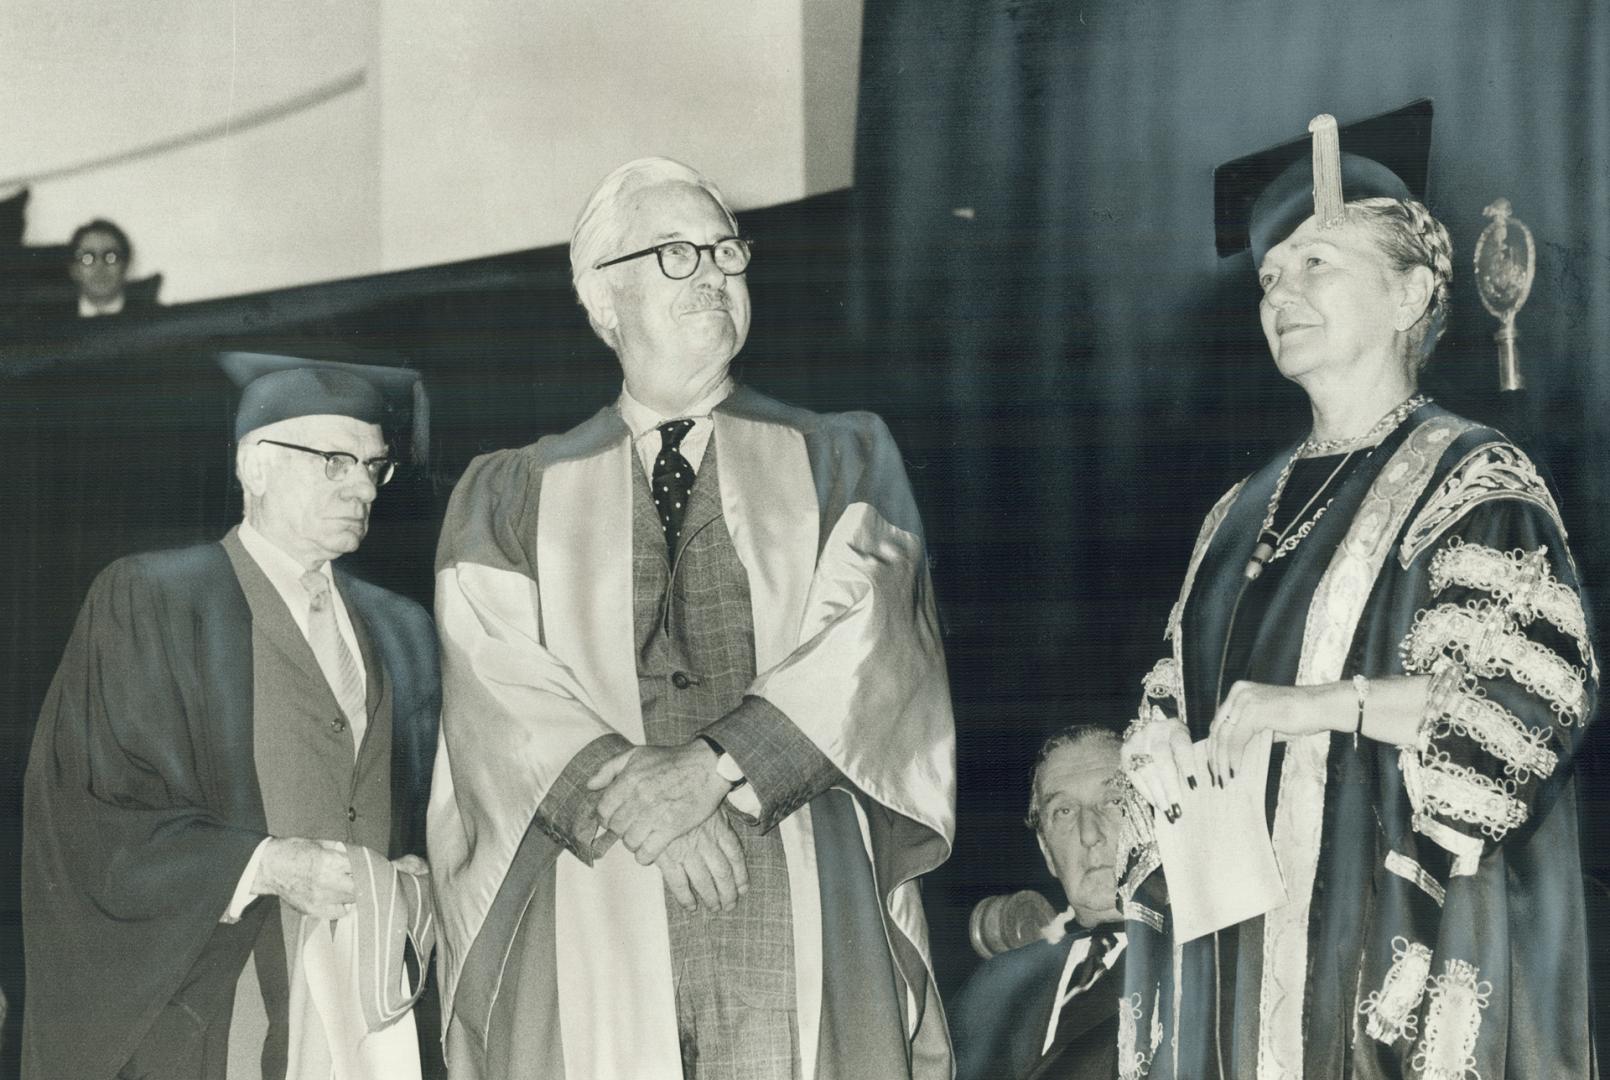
[951,929,1124,1080]
[20,539,438,1080]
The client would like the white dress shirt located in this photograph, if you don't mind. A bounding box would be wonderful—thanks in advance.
[616,377,735,482]
[79,293,125,317]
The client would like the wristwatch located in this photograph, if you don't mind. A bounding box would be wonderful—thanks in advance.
[695,733,748,790]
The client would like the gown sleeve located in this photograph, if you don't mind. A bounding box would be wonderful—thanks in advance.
[1396,496,1596,866]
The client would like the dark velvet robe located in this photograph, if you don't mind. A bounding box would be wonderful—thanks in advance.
[950,928,1124,1080]
[21,538,439,1080]
[1120,405,1598,1080]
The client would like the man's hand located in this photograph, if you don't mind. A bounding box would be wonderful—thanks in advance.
[392,853,430,877]
[253,837,355,919]
[656,813,750,913]
[586,741,731,864]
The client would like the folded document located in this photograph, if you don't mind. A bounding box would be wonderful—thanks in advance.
[1153,730,1287,944]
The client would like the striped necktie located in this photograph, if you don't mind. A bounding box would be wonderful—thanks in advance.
[300,570,367,743]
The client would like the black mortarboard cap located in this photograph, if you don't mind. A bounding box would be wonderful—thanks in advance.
[1214,99,1434,263]
[219,351,430,463]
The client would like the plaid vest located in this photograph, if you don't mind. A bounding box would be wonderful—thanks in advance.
[632,435,800,1076]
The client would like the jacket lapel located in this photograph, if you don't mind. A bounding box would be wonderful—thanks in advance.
[1024,950,1124,1080]
[1021,936,1073,1068]
[223,530,328,691]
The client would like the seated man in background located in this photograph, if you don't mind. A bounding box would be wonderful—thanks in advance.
[950,726,1133,1080]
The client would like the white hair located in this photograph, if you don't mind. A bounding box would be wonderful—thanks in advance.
[1347,197,1454,371]
[568,157,739,344]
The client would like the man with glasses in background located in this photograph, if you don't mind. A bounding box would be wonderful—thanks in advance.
[66,218,157,316]
[22,356,440,1080]
[429,157,957,1079]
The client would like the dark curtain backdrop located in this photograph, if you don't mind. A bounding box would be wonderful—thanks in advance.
[853,0,1610,991]
[1,2,1608,1066]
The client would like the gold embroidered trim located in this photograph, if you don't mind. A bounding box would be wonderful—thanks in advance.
[1402,601,1589,722]
[1141,657,1182,704]
[1429,685,1558,784]
[1400,748,1487,872]
[1429,538,1593,673]
[1384,850,1446,907]
[1413,958,1494,1080]
[1124,900,1165,933]
[1115,774,1160,906]
[1358,935,1433,1044]
[1414,751,1528,841]
[1400,441,1568,569]
[1117,991,1148,1080]
[1170,942,1184,1077]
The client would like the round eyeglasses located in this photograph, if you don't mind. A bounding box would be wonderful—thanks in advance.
[75,249,123,267]
[258,439,396,486]
[594,237,751,280]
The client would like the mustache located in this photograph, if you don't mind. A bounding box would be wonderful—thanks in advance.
[678,288,732,314]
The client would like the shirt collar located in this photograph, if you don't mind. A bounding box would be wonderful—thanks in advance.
[79,293,125,317]
[237,520,334,609]
[616,377,735,441]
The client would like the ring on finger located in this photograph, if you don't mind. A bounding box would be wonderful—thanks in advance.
[1127,753,1155,772]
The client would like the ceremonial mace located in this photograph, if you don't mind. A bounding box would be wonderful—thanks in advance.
[1472,198,1535,391]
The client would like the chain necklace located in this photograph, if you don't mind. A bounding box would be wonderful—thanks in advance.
[1297,393,1430,458]
[1243,394,1431,581]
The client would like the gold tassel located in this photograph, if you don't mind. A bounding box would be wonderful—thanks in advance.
[1308,114,1345,228]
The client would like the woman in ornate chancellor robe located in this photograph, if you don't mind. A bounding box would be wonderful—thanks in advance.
[1117,125,1597,1080]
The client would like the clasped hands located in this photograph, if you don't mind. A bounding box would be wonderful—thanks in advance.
[586,741,750,913]
[1123,682,1339,820]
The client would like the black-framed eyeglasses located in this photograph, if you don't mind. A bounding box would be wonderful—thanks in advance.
[594,237,752,280]
[258,439,396,486]
[75,249,123,267]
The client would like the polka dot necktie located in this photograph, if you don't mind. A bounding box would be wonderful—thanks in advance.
[652,418,697,562]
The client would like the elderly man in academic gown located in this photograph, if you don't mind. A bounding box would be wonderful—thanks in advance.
[22,357,439,1080]
[428,157,957,1080]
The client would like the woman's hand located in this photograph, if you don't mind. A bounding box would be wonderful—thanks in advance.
[1207,681,1341,784]
[1121,709,1196,823]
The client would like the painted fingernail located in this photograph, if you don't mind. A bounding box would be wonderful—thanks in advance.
[1230,767,1236,780]
[1170,803,1181,819]
[1187,775,1198,790]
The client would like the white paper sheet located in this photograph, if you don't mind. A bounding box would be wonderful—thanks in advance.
[1153,730,1288,944]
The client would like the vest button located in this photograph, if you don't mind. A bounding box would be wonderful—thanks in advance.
[331,717,347,733]
[346,806,357,822]
[671,671,692,689]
